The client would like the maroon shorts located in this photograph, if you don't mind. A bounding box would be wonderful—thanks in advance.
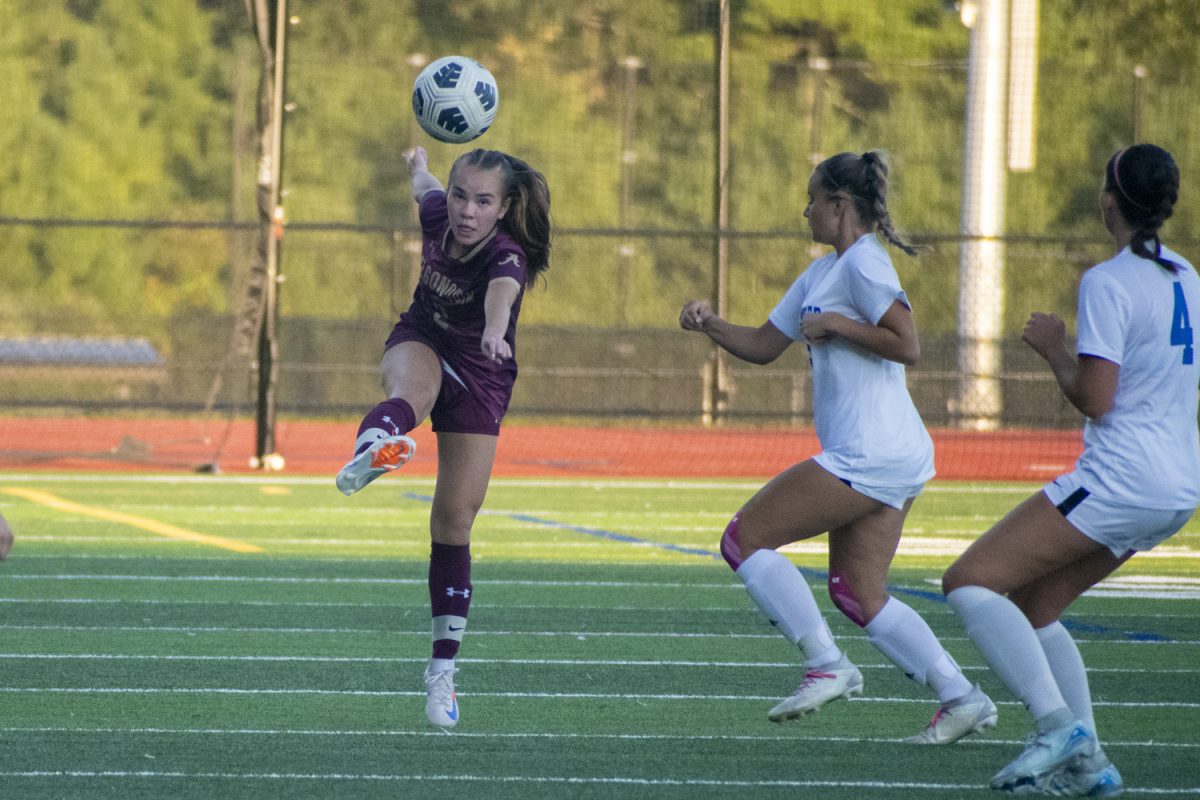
[385,320,514,436]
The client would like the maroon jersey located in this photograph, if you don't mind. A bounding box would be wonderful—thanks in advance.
[389,190,528,422]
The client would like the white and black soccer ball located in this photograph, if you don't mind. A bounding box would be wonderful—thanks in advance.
[411,56,499,144]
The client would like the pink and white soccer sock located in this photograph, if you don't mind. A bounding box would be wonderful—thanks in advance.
[865,596,973,704]
[737,549,841,668]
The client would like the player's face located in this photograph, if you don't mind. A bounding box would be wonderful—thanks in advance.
[803,172,843,245]
[1099,182,1121,236]
[447,165,511,252]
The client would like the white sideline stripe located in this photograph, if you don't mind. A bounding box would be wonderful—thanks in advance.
[3,623,1199,645]
[2,574,749,588]
[1,653,1198,675]
[0,771,984,792]
[2,726,1197,750]
[2,687,1197,709]
[10,572,1200,597]
[924,576,1200,598]
[0,473,1051,492]
[1,597,1195,623]
[15,534,1199,560]
[10,572,1200,595]
[0,597,762,612]
[0,770,1195,794]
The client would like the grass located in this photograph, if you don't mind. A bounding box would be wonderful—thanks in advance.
[0,473,1197,799]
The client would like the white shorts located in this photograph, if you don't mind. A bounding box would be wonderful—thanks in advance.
[839,476,923,510]
[1043,471,1195,557]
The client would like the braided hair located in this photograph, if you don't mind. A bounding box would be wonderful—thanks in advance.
[816,150,919,257]
[450,149,553,283]
[1104,144,1180,272]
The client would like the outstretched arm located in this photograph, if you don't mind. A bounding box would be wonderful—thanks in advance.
[404,147,443,202]
[1023,312,1118,419]
[679,300,792,365]
[481,277,522,363]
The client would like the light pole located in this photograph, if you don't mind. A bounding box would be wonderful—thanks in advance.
[954,0,1008,431]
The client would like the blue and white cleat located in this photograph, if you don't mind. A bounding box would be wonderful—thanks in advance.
[1044,747,1123,797]
[335,431,416,496]
[990,721,1098,794]
[424,664,460,728]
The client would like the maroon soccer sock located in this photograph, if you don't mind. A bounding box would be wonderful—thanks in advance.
[429,542,472,660]
[354,398,416,454]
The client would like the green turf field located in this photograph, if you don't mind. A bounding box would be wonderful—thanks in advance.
[0,473,1197,799]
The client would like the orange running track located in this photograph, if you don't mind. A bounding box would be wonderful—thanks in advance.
[0,416,1081,482]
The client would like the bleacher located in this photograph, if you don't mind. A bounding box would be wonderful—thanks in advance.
[0,336,167,406]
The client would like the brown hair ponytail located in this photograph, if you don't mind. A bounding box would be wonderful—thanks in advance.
[816,150,919,257]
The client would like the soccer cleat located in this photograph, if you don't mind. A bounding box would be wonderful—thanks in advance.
[903,684,998,745]
[1043,748,1123,798]
[424,664,459,728]
[989,721,1098,794]
[335,433,416,496]
[767,664,864,722]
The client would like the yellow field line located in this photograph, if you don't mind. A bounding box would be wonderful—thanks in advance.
[1,487,264,554]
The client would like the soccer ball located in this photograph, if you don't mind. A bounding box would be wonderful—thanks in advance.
[411,55,499,144]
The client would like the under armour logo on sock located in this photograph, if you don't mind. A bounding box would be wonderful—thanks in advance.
[381,415,399,435]
[446,587,471,598]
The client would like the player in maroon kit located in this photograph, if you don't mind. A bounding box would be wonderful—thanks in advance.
[336,146,551,727]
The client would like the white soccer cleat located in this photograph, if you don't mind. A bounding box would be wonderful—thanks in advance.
[1043,747,1123,798]
[767,664,864,722]
[335,433,416,496]
[424,664,460,728]
[989,721,1098,794]
[904,684,998,745]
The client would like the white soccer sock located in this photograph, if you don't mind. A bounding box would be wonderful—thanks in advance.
[737,549,841,668]
[947,585,1069,723]
[1036,620,1096,734]
[865,596,973,704]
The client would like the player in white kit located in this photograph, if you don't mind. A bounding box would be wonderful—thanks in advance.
[944,143,1200,796]
[681,151,996,744]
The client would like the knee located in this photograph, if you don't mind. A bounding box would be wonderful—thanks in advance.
[941,560,972,597]
[828,569,869,627]
[719,513,744,572]
[431,502,482,544]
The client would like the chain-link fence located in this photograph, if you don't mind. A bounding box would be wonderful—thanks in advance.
[3,0,1198,440]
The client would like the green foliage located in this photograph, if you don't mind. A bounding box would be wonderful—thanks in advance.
[2,0,1199,337]
[0,0,235,333]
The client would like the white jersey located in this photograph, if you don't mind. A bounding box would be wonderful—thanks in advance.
[768,233,935,488]
[1072,244,1200,509]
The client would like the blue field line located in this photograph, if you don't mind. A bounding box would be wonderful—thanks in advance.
[402,492,1170,642]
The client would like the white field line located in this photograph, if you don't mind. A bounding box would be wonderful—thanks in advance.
[0,473,1055,492]
[0,596,1195,623]
[0,770,1194,795]
[2,623,1198,645]
[1,687,1198,710]
[1,725,1196,750]
[0,653,1197,675]
[13,533,1198,561]
[0,771,1012,793]
[4,768,1195,796]
[7,570,1200,600]
[1,574,748,588]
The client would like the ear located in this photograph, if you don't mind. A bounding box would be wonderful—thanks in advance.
[498,197,512,220]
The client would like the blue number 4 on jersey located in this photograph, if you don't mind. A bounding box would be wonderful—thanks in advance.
[1171,281,1194,365]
